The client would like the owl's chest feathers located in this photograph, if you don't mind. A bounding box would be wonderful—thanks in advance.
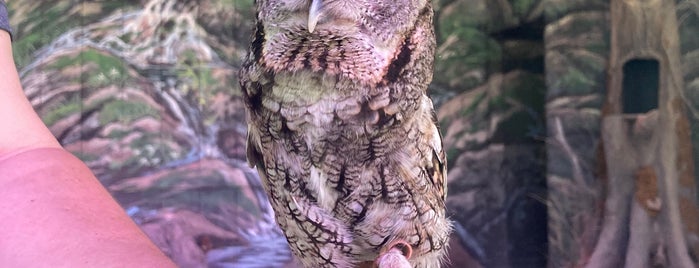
[262,29,400,85]
[261,72,417,211]
[266,72,410,133]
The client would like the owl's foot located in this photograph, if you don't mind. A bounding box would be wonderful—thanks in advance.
[374,241,413,268]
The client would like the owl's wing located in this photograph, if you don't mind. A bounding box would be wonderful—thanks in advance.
[431,142,447,202]
[246,129,264,169]
[429,108,448,202]
[239,54,266,171]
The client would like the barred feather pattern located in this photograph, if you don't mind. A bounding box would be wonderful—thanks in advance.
[239,1,451,267]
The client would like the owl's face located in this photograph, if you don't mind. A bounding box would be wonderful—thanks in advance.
[257,0,428,37]
[255,0,432,83]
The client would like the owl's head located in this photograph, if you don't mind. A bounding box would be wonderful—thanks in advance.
[254,0,434,83]
[257,0,429,38]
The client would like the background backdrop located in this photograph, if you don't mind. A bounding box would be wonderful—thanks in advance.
[7,0,699,267]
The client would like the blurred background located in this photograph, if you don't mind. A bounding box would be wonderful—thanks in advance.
[6,0,699,267]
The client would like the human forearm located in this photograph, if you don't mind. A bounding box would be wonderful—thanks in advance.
[0,31,62,156]
[0,148,177,267]
[0,3,176,266]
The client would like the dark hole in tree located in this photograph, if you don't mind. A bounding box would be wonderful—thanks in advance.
[623,59,660,114]
[492,17,546,74]
[490,17,548,268]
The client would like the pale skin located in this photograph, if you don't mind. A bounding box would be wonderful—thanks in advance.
[0,29,176,267]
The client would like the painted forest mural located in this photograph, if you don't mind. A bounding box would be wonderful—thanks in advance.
[7,0,699,267]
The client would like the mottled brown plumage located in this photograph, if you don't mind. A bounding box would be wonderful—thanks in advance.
[239,0,450,267]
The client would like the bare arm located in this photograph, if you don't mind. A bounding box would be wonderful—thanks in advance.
[0,31,61,157]
[0,23,176,267]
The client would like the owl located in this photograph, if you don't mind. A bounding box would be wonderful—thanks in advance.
[239,0,451,267]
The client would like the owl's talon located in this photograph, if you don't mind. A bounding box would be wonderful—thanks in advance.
[375,249,411,268]
[388,241,413,259]
[374,241,413,268]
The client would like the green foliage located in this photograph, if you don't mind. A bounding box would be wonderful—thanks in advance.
[580,54,607,73]
[72,151,99,162]
[10,3,77,68]
[585,41,609,56]
[182,68,218,100]
[440,13,486,35]
[164,184,260,217]
[106,134,182,172]
[99,100,159,125]
[446,147,461,168]
[495,72,546,141]
[176,50,223,106]
[111,166,262,217]
[9,1,138,69]
[50,49,129,89]
[511,0,537,18]
[678,14,699,55]
[119,33,133,44]
[42,95,82,126]
[554,68,596,95]
[496,111,537,141]
[107,129,131,139]
[462,92,487,116]
[435,28,502,89]
[504,73,546,113]
[51,49,125,73]
[175,50,236,126]
[541,0,608,21]
[221,0,255,11]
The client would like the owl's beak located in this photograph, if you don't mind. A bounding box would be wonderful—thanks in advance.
[308,0,323,33]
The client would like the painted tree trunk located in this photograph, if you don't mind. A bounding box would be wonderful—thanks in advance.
[586,0,699,266]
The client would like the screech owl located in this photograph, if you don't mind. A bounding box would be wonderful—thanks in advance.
[239,0,451,267]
